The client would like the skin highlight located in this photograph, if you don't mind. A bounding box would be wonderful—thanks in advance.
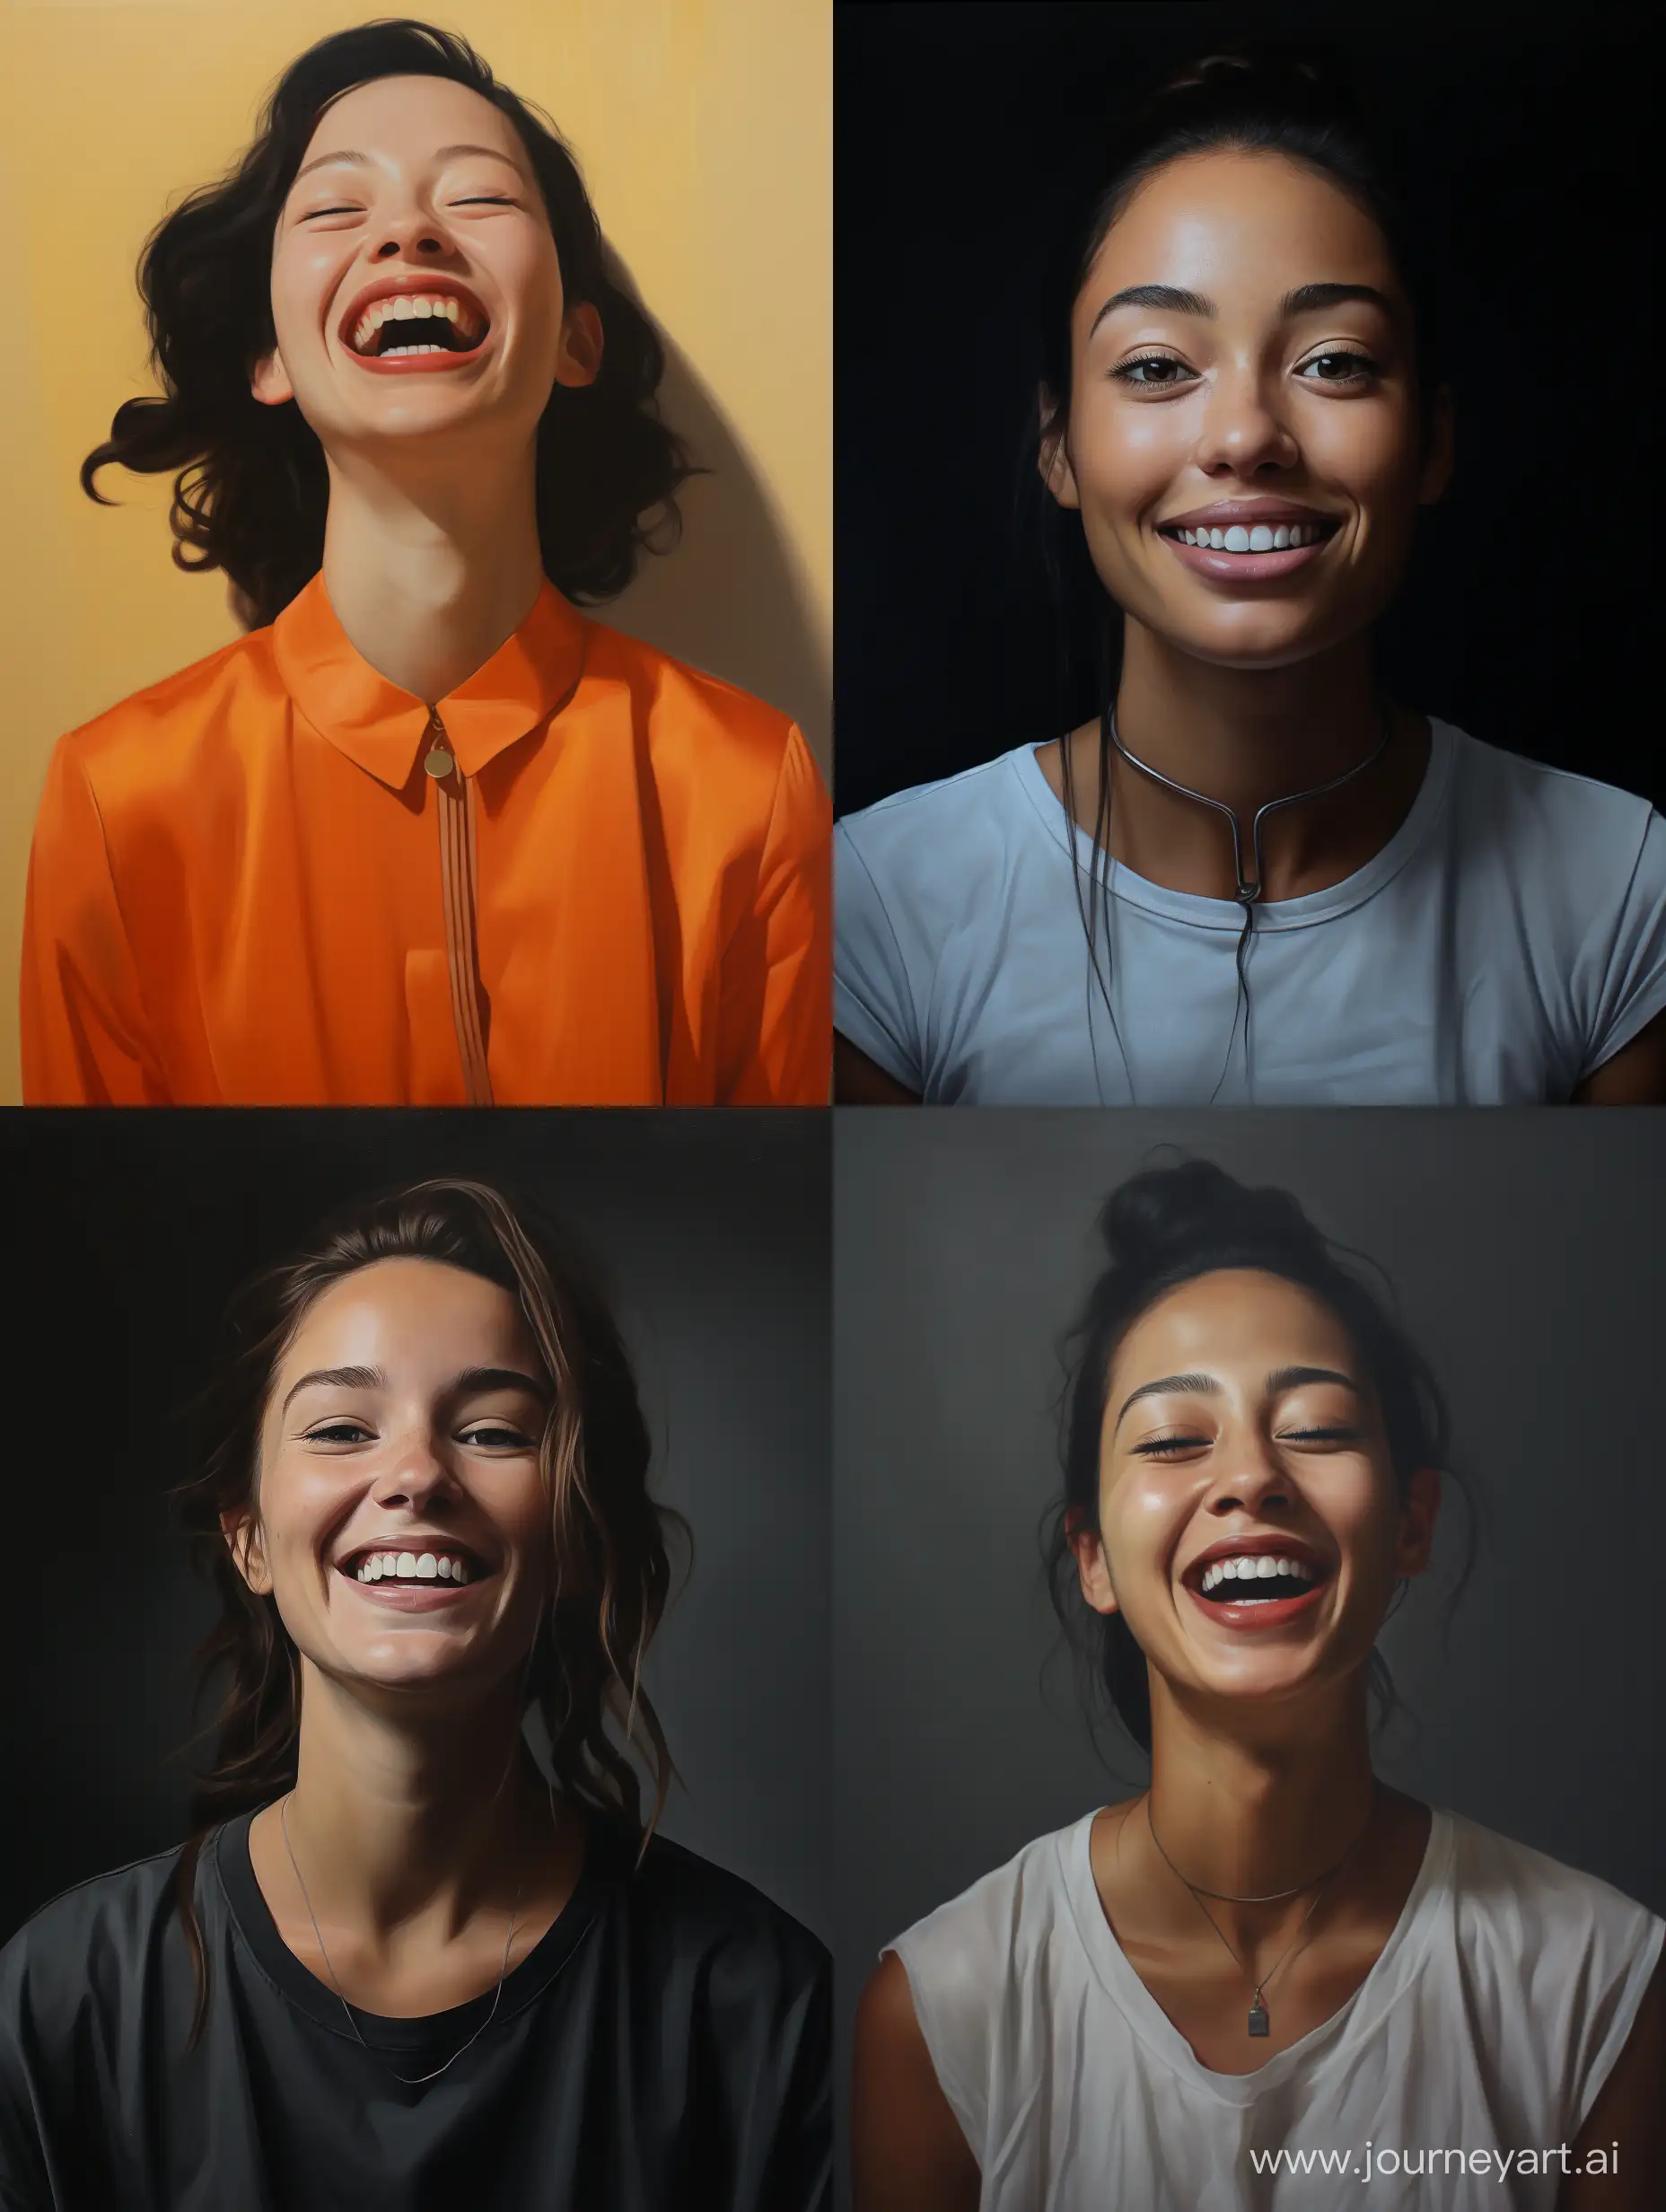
[225,1256,583,2018]
[851,1268,1664,2207]
[251,75,602,707]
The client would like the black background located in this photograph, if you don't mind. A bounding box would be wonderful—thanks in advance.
[0,1110,831,1945]
[835,0,1658,818]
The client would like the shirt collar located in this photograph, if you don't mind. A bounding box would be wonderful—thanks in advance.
[272,570,587,788]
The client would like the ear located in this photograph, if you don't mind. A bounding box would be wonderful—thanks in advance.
[1067,1502,1119,1617]
[1039,399,1081,513]
[1416,382,1454,506]
[553,300,604,391]
[1394,1466,1441,1579]
[250,347,294,409]
[221,1506,273,1595]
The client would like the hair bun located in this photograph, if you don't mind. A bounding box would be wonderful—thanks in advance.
[1155,41,1352,115]
[1097,1157,1320,1277]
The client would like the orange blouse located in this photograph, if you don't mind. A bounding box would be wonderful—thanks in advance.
[22,575,830,1104]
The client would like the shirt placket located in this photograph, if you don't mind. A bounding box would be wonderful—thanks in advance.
[424,711,494,1107]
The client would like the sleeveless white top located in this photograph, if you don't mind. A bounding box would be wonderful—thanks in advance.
[888,1809,1662,2210]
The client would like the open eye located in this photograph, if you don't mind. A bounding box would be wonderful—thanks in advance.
[302,1418,374,1444]
[1296,350,1379,386]
[460,1420,536,1449]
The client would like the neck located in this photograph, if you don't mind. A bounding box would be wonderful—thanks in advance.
[281,1662,543,1940]
[320,431,546,705]
[1091,621,1417,901]
[1143,1671,1379,1954]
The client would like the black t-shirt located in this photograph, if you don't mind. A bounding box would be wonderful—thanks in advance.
[0,1811,830,2211]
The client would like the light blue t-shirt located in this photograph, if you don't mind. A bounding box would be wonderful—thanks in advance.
[834,723,1666,1104]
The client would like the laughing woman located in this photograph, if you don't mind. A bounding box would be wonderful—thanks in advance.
[835,47,1666,1104]
[853,1163,1663,2210]
[22,20,829,1105]
[0,1182,829,2209]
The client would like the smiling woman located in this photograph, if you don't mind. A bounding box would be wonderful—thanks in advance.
[851,1159,1664,2211]
[0,1180,829,2210]
[20,18,830,1107]
[834,42,1666,1106]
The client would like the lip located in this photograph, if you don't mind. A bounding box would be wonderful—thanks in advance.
[336,271,492,377]
[1156,499,1341,586]
[1178,1532,1331,1633]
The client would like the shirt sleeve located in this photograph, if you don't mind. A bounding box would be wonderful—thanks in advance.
[1577,806,1666,1078]
[833,821,925,1091]
[0,1953,54,2212]
[718,724,831,1106]
[20,741,162,1105]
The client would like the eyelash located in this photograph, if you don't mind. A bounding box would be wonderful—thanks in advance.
[302,1420,534,1446]
[302,195,516,220]
[1133,1425,1363,1457]
[1113,350,1380,391]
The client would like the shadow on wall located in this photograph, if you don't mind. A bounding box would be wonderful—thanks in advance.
[605,250,829,775]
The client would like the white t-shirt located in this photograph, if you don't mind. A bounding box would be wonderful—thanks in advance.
[835,725,1666,1103]
[887,1808,1662,2211]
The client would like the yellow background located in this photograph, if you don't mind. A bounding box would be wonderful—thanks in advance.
[0,0,830,1103]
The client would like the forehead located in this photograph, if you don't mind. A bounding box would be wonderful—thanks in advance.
[299,72,527,174]
[1079,147,1400,320]
[278,1257,531,1369]
[1108,1268,1359,1394]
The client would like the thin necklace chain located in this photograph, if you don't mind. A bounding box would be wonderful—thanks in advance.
[278,1782,557,2086]
[1144,1786,1381,2034]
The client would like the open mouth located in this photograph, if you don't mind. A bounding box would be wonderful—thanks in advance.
[337,1542,494,1589]
[1189,1552,1325,1604]
[343,290,491,364]
[1159,518,1338,555]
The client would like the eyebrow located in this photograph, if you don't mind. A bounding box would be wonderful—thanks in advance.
[1113,1364,1362,1430]
[280,1363,548,1417]
[291,143,523,186]
[1089,280,1397,339]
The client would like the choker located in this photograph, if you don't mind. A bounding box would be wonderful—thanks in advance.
[1104,699,1394,905]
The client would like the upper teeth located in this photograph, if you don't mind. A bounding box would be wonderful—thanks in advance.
[1175,522,1324,551]
[350,294,478,355]
[354,1550,473,1584]
[1199,1554,1317,1593]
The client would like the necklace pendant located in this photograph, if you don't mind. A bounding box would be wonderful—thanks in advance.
[1248,1997,1270,2038]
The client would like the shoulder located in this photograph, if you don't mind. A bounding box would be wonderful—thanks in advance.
[0,1845,187,2033]
[1447,1812,1664,1968]
[1442,724,1661,859]
[48,632,277,784]
[838,750,1033,861]
[623,1832,829,1993]
[579,619,803,762]
[889,1821,1080,2014]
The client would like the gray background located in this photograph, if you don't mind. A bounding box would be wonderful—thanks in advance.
[1,1110,829,1944]
[835,1110,1666,2101]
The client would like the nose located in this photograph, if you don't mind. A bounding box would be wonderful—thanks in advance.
[1201,1426,1293,1518]
[1193,359,1300,481]
[372,207,452,263]
[371,1426,456,1510]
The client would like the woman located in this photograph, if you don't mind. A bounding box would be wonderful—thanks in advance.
[0,1181,830,2209]
[22,20,829,1106]
[853,1161,1663,2208]
[835,47,1666,1105]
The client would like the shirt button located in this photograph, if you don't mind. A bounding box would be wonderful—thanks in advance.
[425,744,456,779]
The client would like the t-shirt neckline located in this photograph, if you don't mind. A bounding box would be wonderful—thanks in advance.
[1013,723,1456,933]
[1058,1803,1452,2106]
[213,1803,612,2058]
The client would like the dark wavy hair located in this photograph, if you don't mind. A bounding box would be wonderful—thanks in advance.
[81,19,694,628]
[171,1177,682,2042]
[1027,43,1448,1097]
[1044,1156,1472,1760]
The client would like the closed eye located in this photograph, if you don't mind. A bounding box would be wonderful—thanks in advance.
[1131,1433,1211,1457]
[1276,1425,1363,1444]
[460,1422,536,1448]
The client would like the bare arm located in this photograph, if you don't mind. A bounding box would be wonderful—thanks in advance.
[835,1031,923,1105]
[1572,1007,1666,1103]
[852,1954,980,2212]
[1556,1953,1665,2209]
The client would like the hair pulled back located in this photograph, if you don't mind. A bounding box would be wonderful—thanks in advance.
[171,1176,680,2040]
[81,18,693,628]
[1045,1157,1451,1755]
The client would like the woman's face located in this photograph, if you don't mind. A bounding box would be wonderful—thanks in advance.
[1074,1268,1438,1722]
[253,74,601,458]
[1043,148,1451,672]
[229,1257,553,1707]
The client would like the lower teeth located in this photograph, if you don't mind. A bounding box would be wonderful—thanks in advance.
[378,343,450,358]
